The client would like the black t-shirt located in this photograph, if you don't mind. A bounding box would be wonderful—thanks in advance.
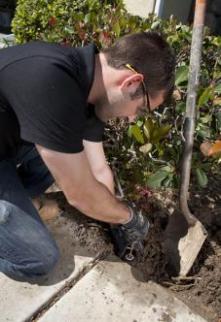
[0,41,105,160]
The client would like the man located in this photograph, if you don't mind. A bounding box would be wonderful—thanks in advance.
[0,32,175,280]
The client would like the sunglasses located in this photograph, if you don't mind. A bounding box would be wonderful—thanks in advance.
[125,63,151,115]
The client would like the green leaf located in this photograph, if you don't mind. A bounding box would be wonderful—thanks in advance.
[143,118,155,140]
[136,120,143,127]
[139,143,152,154]
[176,102,186,113]
[200,114,212,124]
[84,13,91,24]
[195,168,208,188]
[197,86,213,107]
[175,65,189,86]
[151,124,171,143]
[146,170,169,188]
[167,34,179,45]
[64,26,74,34]
[214,83,221,94]
[196,124,211,139]
[127,125,133,138]
[211,37,221,47]
[151,21,160,29]
[216,112,221,130]
[160,165,174,173]
[113,22,121,37]
[162,174,174,187]
[213,70,221,80]
[130,124,144,144]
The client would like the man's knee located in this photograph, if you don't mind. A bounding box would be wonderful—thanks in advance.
[39,244,60,275]
[1,244,60,281]
[12,243,60,280]
[0,200,60,279]
[23,243,60,277]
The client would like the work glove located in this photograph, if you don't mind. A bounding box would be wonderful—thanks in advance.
[110,203,150,263]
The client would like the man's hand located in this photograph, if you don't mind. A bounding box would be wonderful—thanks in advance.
[110,203,150,263]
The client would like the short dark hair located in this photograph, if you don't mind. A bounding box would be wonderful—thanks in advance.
[102,32,175,100]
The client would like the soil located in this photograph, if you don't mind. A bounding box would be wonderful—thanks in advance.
[144,186,221,322]
[48,174,221,322]
[134,177,221,322]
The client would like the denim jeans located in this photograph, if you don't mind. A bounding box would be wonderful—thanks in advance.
[0,144,59,280]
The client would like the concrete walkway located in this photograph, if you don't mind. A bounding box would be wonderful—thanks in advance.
[123,0,154,18]
[0,33,15,48]
[38,261,207,322]
[0,215,208,322]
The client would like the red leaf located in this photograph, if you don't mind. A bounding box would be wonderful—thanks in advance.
[48,17,57,27]
[99,31,112,47]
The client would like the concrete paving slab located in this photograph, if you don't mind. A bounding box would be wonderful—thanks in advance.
[0,33,15,48]
[39,260,207,322]
[0,215,100,322]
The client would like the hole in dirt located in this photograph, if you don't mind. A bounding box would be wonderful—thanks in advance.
[128,209,171,283]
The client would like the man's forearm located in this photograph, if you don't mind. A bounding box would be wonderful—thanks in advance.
[93,165,115,195]
[66,178,130,224]
[36,146,128,224]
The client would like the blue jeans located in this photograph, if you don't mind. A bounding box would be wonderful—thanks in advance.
[0,144,59,280]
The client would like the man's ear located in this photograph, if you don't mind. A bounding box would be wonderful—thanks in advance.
[120,73,143,96]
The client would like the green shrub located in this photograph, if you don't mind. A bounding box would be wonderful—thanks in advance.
[12,0,149,46]
[12,1,221,193]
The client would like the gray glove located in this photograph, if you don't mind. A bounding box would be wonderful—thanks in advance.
[110,203,150,262]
